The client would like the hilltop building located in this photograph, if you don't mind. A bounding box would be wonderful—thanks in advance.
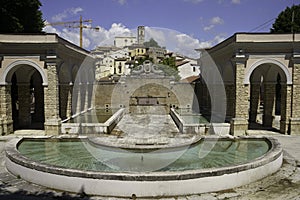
[137,26,145,45]
[114,36,137,48]
[92,25,199,81]
[147,47,167,63]
[175,55,200,81]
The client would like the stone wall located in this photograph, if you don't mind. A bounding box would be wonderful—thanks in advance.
[94,77,195,114]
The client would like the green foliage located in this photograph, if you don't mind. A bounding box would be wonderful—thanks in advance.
[133,56,153,67]
[144,38,161,48]
[162,56,176,70]
[0,0,44,33]
[160,56,179,81]
[157,64,180,81]
[271,4,300,33]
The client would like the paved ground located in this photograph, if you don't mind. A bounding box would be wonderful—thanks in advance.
[1,128,300,199]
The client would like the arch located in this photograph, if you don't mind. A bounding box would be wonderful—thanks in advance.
[244,59,292,85]
[0,60,48,86]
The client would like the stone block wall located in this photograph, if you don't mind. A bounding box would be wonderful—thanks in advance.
[94,78,195,114]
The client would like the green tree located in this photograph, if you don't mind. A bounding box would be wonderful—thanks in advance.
[162,56,176,70]
[0,0,44,33]
[144,38,161,48]
[271,4,300,33]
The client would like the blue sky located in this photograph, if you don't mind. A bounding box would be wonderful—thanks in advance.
[40,0,298,57]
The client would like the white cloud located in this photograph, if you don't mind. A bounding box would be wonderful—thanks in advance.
[231,0,241,4]
[218,0,241,4]
[184,0,204,3]
[204,25,214,31]
[204,16,224,31]
[145,27,167,47]
[145,27,225,58]
[51,7,83,22]
[43,24,226,59]
[210,16,224,25]
[114,0,127,5]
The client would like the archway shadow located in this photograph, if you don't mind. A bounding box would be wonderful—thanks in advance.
[248,122,281,133]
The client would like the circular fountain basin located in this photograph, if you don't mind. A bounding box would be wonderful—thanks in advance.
[5,136,282,197]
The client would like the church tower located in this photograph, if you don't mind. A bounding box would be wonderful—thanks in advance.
[137,26,145,45]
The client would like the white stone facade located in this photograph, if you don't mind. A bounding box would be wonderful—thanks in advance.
[114,36,137,48]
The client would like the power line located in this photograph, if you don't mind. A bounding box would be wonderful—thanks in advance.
[249,18,276,32]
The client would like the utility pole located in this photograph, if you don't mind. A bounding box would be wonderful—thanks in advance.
[79,15,84,48]
[291,0,295,42]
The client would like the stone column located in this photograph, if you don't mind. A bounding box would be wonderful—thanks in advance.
[34,80,45,124]
[59,83,70,120]
[84,82,89,111]
[72,82,81,115]
[0,85,13,135]
[290,54,300,135]
[230,55,249,136]
[225,83,235,121]
[79,82,85,113]
[201,81,211,118]
[67,82,73,119]
[18,84,31,128]
[263,83,275,127]
[249,83,260,123]
[44,59,61,135]
[280,83,292,134]
[87,82,94,109]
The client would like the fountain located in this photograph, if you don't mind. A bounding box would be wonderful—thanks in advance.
[4,60,283,197]
[5,136,282,197]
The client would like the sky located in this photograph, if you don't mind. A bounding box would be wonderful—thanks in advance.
[40,0,298,58]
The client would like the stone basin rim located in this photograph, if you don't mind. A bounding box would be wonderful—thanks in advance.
[5,136,282,182]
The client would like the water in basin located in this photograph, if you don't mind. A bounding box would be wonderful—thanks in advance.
[18,138,270,173]
[181,115,208,124]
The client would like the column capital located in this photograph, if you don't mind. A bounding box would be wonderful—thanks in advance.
[291,53,300,64]
[231,53,248,65]
[45,55,62,68]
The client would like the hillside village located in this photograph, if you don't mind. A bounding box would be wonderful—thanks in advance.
[91,26,200,81]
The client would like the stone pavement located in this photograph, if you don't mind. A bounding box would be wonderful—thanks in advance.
[0,129,300,199]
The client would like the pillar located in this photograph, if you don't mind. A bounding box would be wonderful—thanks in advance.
[78,82,85,113]
[249,83,260,123]
[263,83,275,127]
[44,59,61,135]
[290,54,300,135]
[34,80,45,124]
[87,82,94,109]
[280,84,292,134]
[230,54,249,136]
[59,83,70,120]
[71,82,81,115]
[84,82,89,111]
[18,84,31,128]
[67,82,73,119]
[225,83,235,121]
[0,85,13,135]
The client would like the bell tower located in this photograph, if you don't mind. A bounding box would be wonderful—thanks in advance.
[137,26,145,45]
